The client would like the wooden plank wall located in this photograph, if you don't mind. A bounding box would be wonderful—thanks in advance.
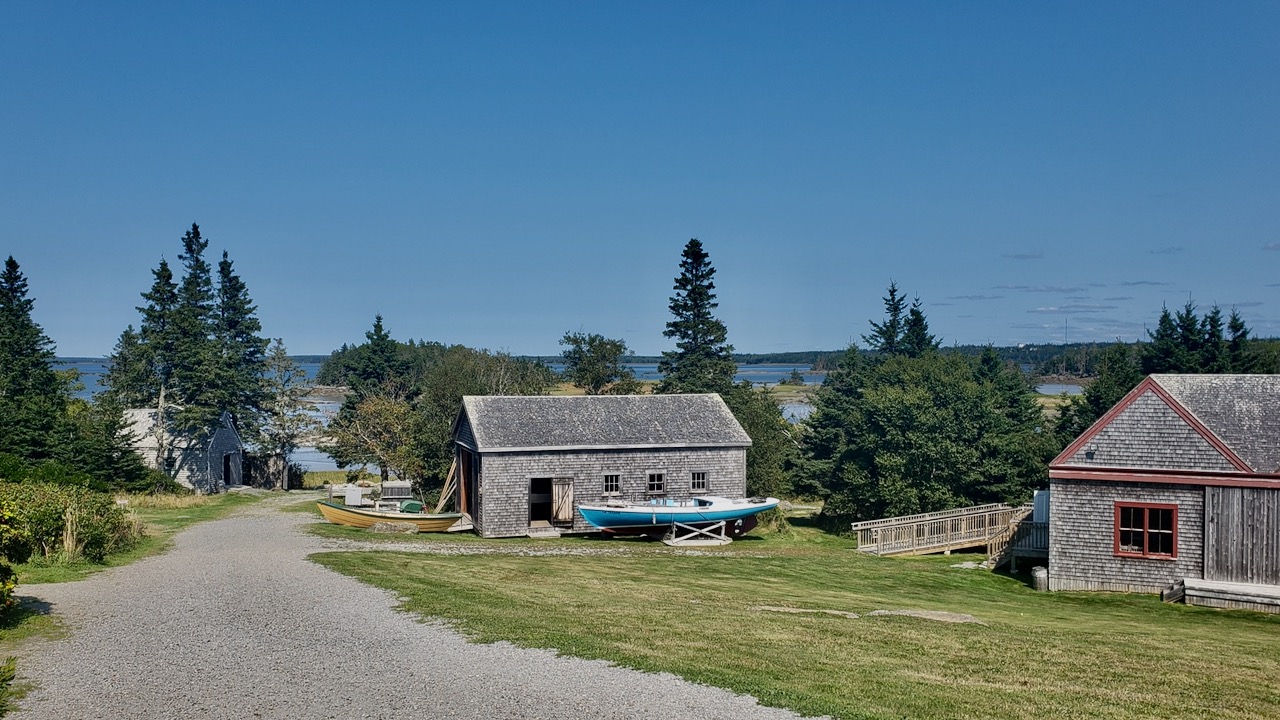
[1204,486,1280,585]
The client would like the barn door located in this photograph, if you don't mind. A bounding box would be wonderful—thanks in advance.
[552,479,575,526]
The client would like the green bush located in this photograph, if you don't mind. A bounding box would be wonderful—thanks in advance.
[0,656,15,717]
[0,483,143,564]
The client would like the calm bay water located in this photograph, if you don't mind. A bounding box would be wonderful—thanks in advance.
[55,359,1078,471]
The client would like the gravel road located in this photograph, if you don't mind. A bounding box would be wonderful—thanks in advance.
[11,494,813,719]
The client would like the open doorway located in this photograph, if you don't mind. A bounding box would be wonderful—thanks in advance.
[529,478,553,524]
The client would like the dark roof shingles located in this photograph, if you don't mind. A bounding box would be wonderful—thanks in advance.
[1153,374,1280,473]
[461,394,751,451]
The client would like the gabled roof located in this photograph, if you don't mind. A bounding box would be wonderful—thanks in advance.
[1152,375,1280,474]
[124,409,241,452]
[456,394,752,453]
[1051,374,1280,484]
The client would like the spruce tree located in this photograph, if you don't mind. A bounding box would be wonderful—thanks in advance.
[1226,308,1259,373]
[102,325,153,407]
[1200,306,1229,373]
[1173,300,1203,371]
[1141,305,1183,374]
[862,281,906,355]
[900,297,939,358]
[213,251,269,435]
[170,224,220,432]
[656,239,736,394]
[0,256,64,460]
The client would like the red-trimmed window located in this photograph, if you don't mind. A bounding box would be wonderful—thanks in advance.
[1114,503,1177,559]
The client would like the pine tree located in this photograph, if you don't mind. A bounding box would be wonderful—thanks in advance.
[170,224,221,432]
[102,326,153,407]
[901,297,939,358]
[862,281,907,355]
[656,239,736,394]
[1141,305,1183,374]
[1199,306,1229,373]
[213,251,269,435]
[1173,300,1203,371]
[0,257,64,460]
[1226,308,1259,373]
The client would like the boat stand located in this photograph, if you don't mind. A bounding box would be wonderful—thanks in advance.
[662,520,733,547]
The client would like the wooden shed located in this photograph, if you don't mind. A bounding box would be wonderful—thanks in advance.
[1048,374,1280,612]
[451,394,752,539]
[124,409,244,494]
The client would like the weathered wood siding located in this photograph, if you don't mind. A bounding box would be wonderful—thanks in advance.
[1063,390,1235,470]
[454,413,476,450]
[474,447,748,538]
[1048,478,1204,593]
[1204,486,1280,585]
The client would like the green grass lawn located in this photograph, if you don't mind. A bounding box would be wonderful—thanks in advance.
[313,524,1280,720]
[13,491,261,585]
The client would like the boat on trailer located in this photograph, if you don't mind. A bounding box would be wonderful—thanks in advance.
[577,495,780,539]
[316,500,465,533]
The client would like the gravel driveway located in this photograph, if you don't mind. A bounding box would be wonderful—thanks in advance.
[11,495,812,719]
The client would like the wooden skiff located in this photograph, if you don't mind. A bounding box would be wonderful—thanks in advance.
[316,500,464,532]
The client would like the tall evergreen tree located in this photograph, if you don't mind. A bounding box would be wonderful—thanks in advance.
[102,326,153,407]
[901,297,939,358]
[656,239,736,394]
[1226,308,1259,373]
[1141,305,1184,374]
[0,257,64,460]
[1199,306,1229,373]
[862,281,906,355]
[169,224,221,432]
[1173,300,1203,371]
[213,251,269,435]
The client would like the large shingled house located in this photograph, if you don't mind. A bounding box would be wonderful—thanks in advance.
[1048,374,1280,612]
[451,394,752,539]
[125,409,244,493]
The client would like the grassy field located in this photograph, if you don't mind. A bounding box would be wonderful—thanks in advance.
[13,491,261,585]
[313,523,1280,720]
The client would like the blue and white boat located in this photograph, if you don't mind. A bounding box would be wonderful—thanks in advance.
[577,495,780,535]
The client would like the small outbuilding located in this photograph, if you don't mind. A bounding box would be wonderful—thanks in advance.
[125,409,244,493]
[451,394,752,538]
[1048,374,1280,612]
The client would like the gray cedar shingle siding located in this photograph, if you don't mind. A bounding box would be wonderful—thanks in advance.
[475,447,748,538]
[125,409,244,494]
[1048,479,1204,593]
[1049,374,1280,605]
[455,394,752,539]
[1063,389,1237,471]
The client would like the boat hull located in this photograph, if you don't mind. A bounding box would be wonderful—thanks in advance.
[578,497,779,531]
[316,500,463,532]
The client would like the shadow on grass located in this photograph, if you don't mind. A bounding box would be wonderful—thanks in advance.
[0,598,54,633]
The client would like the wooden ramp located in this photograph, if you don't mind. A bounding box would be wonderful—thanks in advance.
[851,504,1032,557]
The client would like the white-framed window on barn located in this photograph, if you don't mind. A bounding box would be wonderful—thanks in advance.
[691,471,708,492]
[647,472,665,495]
[602,474,620,495]
[1114,502,1177,559]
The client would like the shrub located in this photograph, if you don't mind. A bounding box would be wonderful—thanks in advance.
[0,483,144,564]
[0,656,15,717]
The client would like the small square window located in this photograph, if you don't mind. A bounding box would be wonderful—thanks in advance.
[603,474,620,494]
[691,472,707,491]
[647,472,665,494]
[1114,503,1177,559]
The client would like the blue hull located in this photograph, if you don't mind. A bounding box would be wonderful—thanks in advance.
[578,496,780,530]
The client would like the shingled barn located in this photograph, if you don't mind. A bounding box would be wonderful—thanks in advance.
[451,394,752,538]
[1048,374,1280,612]
[124,409,244,493]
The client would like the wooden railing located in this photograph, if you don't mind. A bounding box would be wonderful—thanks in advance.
[987,519,1048,569]
[852,504,1032,556]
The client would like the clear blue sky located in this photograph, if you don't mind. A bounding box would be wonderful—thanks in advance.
[3,2,1277,356]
